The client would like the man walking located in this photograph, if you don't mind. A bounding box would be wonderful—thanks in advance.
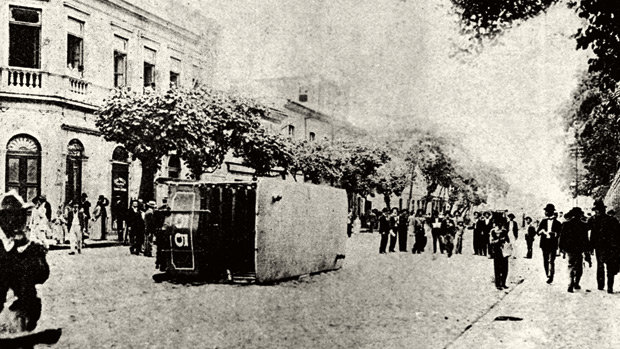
[559,207,591,293]
[537,203,562,284]
[589,200,620,293]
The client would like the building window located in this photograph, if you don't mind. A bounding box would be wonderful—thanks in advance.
[168,155,181,179]
[170,72,180,88]
[66,17,84,72]
[299,87,308,102]
[144,47,157,90]
[6,134,41,203]
[287,125,295,137]
[9,7,41,69]
[170,57,181,88]
[113,36,128,88]
[308,132,316,141]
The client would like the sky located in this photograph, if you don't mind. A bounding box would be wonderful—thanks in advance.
[180,0,590,210]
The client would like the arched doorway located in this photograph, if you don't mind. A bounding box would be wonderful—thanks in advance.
[65,139,85,204]
[111,146,129,241]
[6,134,41,202]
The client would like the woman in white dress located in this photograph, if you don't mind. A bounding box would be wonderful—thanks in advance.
[27,198,49,248]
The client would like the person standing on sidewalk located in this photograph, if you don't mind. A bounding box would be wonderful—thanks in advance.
[471,211,481,255]
[506,213,519,241]
[67,203,83,255]
[126,200,145,255]
[454,220,465,254]
[143,201,156,257]
[589,200,620,294]
[430,211,443,254]
[388,208,399,253]
[378,208,390,254]
[490,221,510,290]
[524,217,537,259]
[537,203,562,284]
[559,207,591,293]
[398,209,409,252]
[412,209,427,253]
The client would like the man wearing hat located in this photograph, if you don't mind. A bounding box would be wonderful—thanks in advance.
[0,190,49,332]
[143,200,157,257]
[589,200,620,293]
[537,203,562,284]
[559,207,591,292]
[506,213,519,241]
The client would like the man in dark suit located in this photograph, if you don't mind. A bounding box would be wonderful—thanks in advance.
[537,203,562,284]
[524,216,536,259]
[589,200,620,293]
[559,207,591,293]
[126,200,145,255]
[471,211,481,255]
[378,208,390,254]
[477,211,493,257]
[398,209,409,252]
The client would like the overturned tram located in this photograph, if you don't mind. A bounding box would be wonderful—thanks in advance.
[153,178,348,283]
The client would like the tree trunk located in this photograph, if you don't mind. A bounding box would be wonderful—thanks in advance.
[139,158,158,202]
[384,193,391,210]
[406,170,415,211]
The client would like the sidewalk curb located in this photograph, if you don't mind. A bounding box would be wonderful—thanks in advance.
[48,241,123,251]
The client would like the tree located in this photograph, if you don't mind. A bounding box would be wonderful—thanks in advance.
[97,87,293,200]
[97,89,200,201]
[372,158,410,209]
[451,0,620,198]
[288,139,390,207]
[405,133,456,211]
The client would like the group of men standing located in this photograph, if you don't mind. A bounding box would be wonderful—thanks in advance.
[545,200,620,293]
[377,208,464,257]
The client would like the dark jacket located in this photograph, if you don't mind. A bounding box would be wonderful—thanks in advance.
[537,218,561,251]
[559,217,589,253]
[125,208,145,234]
[525,225,537,242]
[589,213,620,263]
[476,218,493,236]
[489,227,510,259]
[398,213,409,233]
[378,215,390,234]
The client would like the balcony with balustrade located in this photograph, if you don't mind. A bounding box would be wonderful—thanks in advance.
[0,66,111,111]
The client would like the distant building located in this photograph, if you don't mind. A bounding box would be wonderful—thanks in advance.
[0,1,218,225]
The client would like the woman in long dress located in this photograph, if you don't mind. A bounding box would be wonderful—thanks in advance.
[68,203,82,254]
[91,195,109,240]
[28,198,49,248]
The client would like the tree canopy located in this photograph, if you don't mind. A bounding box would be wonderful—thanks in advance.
[96,87,292,200]
[451,0,620,199]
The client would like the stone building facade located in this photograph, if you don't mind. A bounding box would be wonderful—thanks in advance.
[0,0,218,225]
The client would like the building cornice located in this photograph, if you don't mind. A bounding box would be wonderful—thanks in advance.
[61,124,102,136]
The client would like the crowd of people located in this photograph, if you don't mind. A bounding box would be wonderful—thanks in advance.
[23,193,110,255]
[366,199,620,293]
